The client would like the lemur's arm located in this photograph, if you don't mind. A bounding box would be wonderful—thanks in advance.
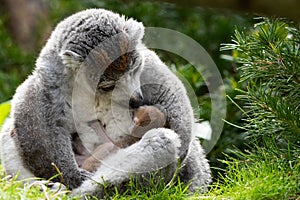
[140,49,194,159]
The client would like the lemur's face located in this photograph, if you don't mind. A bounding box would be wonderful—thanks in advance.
[80,30,145,108]
[97,50,143,93]
[82,34,144,108]
[97,49,144,108]
[112,51,144,108]
[58,10,145,106]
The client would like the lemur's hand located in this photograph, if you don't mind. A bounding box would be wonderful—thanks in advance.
[131,105,166,138]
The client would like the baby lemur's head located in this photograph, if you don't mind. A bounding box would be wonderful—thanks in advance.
[52,9,144,101]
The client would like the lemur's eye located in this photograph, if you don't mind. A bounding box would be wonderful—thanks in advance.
[100,85,115,92]
[97,80,116,91]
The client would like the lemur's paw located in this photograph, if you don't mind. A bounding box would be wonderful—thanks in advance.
[79,168,93,177]
[27,180,67,193]
[140,128,181,158]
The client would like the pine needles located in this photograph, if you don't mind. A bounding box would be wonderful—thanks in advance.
[215,18,300,199]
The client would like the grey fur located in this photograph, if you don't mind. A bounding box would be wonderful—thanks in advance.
[0,8,211,197]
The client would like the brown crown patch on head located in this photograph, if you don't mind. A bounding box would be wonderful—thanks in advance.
[109,53,129,72]
[107,33,131,72]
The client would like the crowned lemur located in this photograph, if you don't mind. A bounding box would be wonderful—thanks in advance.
[0,9,211,197]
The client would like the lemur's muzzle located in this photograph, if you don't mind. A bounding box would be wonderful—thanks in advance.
[129,90,143,108]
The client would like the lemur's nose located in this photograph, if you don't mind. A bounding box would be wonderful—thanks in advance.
[129,91,143,108]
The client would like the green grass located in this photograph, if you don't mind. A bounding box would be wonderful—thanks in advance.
[0,167,71,200]
[108,177,191,200]
[0,166,196,200]
[1,156,299,200]
[208,152,300,200]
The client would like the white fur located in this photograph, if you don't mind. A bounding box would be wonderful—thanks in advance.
[0,119,34,180]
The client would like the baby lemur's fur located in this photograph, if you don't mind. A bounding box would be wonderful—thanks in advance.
[76,105,167,172]
[0,9,212,197]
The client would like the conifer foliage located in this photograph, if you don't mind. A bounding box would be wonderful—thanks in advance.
[222,18,300,161]
[216,18,300,199]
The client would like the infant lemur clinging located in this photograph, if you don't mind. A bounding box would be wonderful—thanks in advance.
[74,105,167,173]
[0,8,212,198]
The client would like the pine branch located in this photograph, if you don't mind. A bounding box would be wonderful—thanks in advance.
[221,18,300,162]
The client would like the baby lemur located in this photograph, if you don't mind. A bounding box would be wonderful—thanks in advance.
[74,105,166,172]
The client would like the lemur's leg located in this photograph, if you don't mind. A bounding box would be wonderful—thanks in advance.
[72,128,181,198]
[0,119,35,180]
[0,119,68,192]
[178,139,212,192]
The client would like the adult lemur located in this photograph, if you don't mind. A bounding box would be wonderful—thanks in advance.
[0,9,211,197]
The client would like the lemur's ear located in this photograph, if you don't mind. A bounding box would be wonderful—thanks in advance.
[60,50,84,68]
[123,19,144,46]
